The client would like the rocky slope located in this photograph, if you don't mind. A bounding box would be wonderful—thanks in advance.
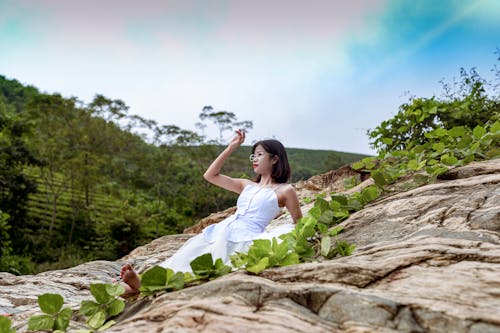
[1,159,499,332]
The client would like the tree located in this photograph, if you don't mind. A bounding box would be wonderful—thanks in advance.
[368,64,500,153]
[26,94,78,237]
[0,96,40,254]
[198,106,253,144]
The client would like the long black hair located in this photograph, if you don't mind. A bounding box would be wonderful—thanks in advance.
[252,139,291,183]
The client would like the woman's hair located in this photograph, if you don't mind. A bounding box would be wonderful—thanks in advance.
[252,139,291,183]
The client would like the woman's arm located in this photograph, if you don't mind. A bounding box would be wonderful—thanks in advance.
[203,129,249,194]
[282,185,302,223]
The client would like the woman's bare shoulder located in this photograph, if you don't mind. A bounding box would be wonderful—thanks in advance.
[238,178,256,191]
[280,183,296,193]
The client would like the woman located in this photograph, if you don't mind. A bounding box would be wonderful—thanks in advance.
[120,130,302,295]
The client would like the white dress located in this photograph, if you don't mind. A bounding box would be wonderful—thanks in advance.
[159,183,295,273]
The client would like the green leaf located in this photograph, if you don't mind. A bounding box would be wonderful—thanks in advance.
[54,307,72,331]
[28,314,55,331]
[351,161,364,170]
[473,125,486,139]
[397,125,408,133]
[140,265,167,287]
[90,284,111,304]
[107,299,125,317]
[317,223,328,235]
[318,210,334,225]
[363,157,377,169]
[434,128,447,137]
[371,170,387,186]
[490,121,500,133]
[79,300,100,317]
[213,259,232,277]
[38,293,64,315]
[448,126,465,137]
[190,253,214,277]
[308,206,321,219]
[407,159,418,170]
[246,257,269,274]
[230,252,247,269]
[441,153,458,166]
[98,320,116,331]
[314,197,330,213]
[87,310,106,330]
[274,239,289,260]
[297,217,317,238]
[381,137,393,145]
[432,142,445,153]
[0,317,14,333]
[361,185,379,203]
[294,239,315,260]
[329,226,344,236]
[320,236,331,257]
[247,240,272,265]
[105,284,126,297]
[279,253,300,266]
[330,194,348,206]
[167,270,186,289]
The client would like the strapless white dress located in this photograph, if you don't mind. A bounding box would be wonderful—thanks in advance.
[159,183,295,273]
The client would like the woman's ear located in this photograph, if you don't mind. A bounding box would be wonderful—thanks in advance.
[272,155,279,165]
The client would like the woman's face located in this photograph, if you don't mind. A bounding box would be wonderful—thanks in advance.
[251,144,276,175]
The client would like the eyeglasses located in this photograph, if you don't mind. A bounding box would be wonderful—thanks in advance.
[249,153,274,162]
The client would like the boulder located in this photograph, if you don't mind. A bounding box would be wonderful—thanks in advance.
[1,159,499,332]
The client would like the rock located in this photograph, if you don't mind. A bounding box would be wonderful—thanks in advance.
[2,159,499,333]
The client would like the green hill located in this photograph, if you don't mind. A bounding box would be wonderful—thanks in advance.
[0,75,368,274]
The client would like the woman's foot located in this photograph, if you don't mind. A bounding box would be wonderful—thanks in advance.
[120,264,141,298]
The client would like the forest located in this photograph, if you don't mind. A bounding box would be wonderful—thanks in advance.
[0,76,366,274]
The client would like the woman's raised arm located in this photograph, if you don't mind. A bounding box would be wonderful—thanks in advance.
[203,129,249,194]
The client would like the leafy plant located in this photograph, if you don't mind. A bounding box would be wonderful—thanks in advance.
[231,238,300,274]
[138,266,185,296]
[231,186,371,274]
[78,284,125,332]
[360,65,500,192]
[27,293,72,332]
[355,120,500,191]
[0,316,16,333]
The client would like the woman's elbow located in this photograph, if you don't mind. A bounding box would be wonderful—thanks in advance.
[203,172,212,182]
[203,172,217,183]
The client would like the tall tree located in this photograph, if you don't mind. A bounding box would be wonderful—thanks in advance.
[26,94,78,237]
[0,96,39,251]
[198,106,253,144]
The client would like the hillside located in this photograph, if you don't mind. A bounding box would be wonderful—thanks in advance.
[0,74,368,274]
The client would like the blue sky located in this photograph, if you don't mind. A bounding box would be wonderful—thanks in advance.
[0,0,499,154]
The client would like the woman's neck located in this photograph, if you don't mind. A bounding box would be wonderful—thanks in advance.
[258,175,275,187]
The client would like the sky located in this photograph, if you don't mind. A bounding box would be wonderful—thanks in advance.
[0,0,499,155]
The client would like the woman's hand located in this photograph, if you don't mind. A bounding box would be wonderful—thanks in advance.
[228,129,245,149]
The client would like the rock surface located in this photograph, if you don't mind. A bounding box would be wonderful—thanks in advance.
[1,159,499,332]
